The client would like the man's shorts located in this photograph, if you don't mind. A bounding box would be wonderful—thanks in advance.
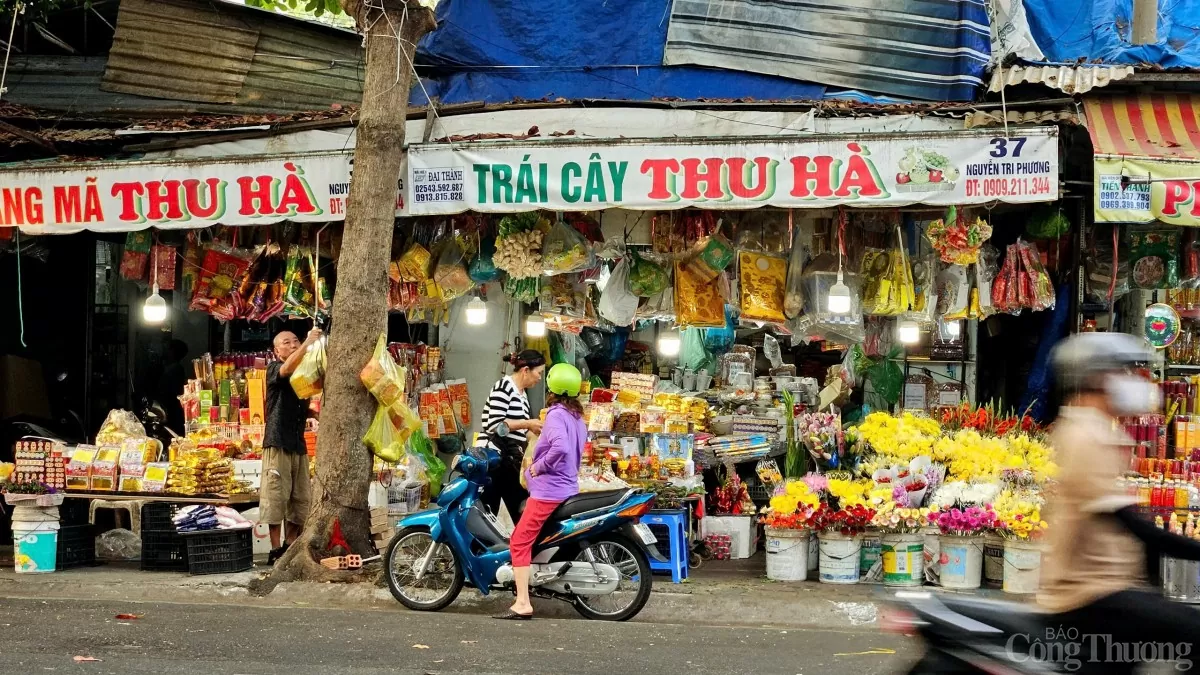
[260,447,312,526]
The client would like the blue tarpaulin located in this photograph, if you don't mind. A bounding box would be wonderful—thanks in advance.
[412,0,827,106]
[1023,0,1200,68]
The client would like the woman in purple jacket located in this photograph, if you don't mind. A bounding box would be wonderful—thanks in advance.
[495,363,585,620]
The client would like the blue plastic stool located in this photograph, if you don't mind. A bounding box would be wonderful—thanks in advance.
[643,510,688,583]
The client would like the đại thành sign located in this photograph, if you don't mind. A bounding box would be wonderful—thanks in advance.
[0,151,404,233]
[404,128,1059,215]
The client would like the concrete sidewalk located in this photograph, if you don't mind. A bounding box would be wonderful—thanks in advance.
[0,552,1024,629]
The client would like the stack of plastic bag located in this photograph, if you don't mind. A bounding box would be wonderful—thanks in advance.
[360,335,422,463]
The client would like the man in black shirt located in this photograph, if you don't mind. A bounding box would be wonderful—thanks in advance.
[263,327,321,564]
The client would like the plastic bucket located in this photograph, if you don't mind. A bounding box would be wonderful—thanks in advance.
[807,534,819,572]
[1003,539,1044,595]
[938,535,984,589]
[1162,557,1200,603]
[983,535,1005,588]
[13,523,59,573]
[881,532,925,586]
[765,528,809,582]
[860,529,882,582]
[818,532,863,584]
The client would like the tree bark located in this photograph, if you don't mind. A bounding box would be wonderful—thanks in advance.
[260,0,435,588]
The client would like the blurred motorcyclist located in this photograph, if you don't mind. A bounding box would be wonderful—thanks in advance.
[1041,332,1200,673]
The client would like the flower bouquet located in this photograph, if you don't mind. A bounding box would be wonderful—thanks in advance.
[993,492,1047,541]
[797,411,842,471]
[760,480,823,531]
[813,503,877,536]
[931,481,1000,509]
[873,504,931,534]
[927,504,1003,537]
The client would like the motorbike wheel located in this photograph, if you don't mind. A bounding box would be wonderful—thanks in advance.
[385,527,464,611]
[571,533,653,622]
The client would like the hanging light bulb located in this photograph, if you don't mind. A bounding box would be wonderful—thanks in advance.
[465,296,488,325]
[658,329,682,357]
[898,319,921,345]
[827,269,851,314]
[143,284,168,324]
[525,314,546,338]
[946,319,962,337]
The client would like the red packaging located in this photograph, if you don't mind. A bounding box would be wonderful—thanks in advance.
[1158,424,1169,460]
[189,247,251,312]
[152,244,177,290]
[120,231,152,280]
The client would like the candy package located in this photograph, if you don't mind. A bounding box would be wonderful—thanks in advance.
[738,251,787,323]
[686,232,736,282]
[151,244,177,290]
[189,245,252,313]
[1129,228,1180,290]
[397,243,432,281]
[120,231,152,280]
[433,238,473,301]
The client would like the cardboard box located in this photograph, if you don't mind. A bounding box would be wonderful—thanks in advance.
[701,515,758,559]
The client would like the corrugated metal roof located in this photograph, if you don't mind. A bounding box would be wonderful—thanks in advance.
[963,109,1079,129]
[103,0,259,104]
[237,20,364,111]
[988,64,1135,95]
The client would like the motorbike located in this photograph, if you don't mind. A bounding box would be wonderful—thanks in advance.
[888,590,1064,674]
[384,444,662,621]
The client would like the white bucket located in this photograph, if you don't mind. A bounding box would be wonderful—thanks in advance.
[765,528,810,582]
[807,533,819,572]
[12,507,60,574]
[1003,539,1044,595]
[938,535,984,589]
[818,531,863,584]
[880,532,925,586]
[983,535,1005,588]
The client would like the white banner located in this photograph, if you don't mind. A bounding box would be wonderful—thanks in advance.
[0,152,404,233]
[406,128,1059,215]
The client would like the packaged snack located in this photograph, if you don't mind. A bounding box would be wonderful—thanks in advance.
[588,404,615,433]
[190,245,252,313]
[181,231,204,296]
[504,276,540,303]
[675,262,726,328]
[447,379,471,429]
[494,212,545,279]
[142,462,170,492]
[1129,228,1181,289]
[433,238,474,301]
[66,445,96,490]
[90,447,121,491]
[290,339,326,399]
[397,243,432,281]
[120,231,152,280]
[542,219,592,275]
[627,249,670,297]
[739,251,788,323]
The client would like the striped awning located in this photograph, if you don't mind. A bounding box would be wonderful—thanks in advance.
[1084,94,1200,160]
[1086,94,1200,224]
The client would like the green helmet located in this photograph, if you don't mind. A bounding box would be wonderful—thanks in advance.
[546,363,582,397]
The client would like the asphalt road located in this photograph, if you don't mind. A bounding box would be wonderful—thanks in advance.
[0,597,921,674]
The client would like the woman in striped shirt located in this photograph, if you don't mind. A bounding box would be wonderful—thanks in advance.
[479,350,546,521]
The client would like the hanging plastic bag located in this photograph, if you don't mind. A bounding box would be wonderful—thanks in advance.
[1026,206,1071,240]
[599,258,639,326]
[469,237,502,283]
[290,338,326,399]
[763,333,783,369]
[364,405,405,463]
[686,233,735,282]
[495,212,544,279]
[120,231,152,280]
[783,233,806,320]
[408,430,446,497]
[1129,228,1181,290]
[926,206,993,265]
[433,238,474,301]
[738,251,788,323]
[680,328,711,372]
[542,219,592,275]
[627,249,670,297]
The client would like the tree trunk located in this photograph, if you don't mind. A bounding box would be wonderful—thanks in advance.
[262,0,435,587]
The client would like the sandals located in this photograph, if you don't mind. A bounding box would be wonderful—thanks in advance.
[493,610,533,620]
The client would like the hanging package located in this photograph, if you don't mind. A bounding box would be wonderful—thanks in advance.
[433,238,474,301]
[469,237,501,283]
[1129,228,1181,290]
[598,257,639,327]
[738,251,788,323]
[627,249,670,297]
[675,261,727,328]
[542,219,593,275]
[290,339,326,399]
[120,231,153,281]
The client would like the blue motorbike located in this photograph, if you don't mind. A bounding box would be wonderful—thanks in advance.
[385,445,660,621]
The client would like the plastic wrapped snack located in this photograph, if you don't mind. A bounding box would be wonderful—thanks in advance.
[1129,228,1181,290]
[738,251,787,323]
[686,233,735,282]
[495,212,545,279]
[290,339,326,399]
[433,238,474,301]
[397,243,432,281]
[628,249,670,298]
[542,219,592,275]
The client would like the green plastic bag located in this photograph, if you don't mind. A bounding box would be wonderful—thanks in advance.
[628,249,670,297]
[408,430,446,497]
[679,328,711,372]
[363,405,404,464]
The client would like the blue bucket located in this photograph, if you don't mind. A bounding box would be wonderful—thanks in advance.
[13,526,59,573]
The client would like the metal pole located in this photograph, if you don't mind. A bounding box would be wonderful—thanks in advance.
[1133,0,1158,45]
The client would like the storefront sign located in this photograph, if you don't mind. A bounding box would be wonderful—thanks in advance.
[1096,157,1200,225]
[405,129,1059,215]
[0,152,404,233]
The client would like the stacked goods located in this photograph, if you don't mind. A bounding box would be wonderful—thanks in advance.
[13,440,49,484]
[166,449,233,496]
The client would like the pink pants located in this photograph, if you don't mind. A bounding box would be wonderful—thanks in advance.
[509,497,561,567]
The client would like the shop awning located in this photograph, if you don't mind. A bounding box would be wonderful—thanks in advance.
[1087,94,1200,225]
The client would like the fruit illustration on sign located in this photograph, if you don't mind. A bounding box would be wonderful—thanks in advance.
[896,147,960,191]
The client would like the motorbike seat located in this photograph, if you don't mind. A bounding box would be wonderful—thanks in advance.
[548,489,629,521]
[938,595,1044,636]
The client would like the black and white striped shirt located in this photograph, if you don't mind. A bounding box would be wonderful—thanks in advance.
[478,376,531,446]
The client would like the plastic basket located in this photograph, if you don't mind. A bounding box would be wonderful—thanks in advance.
[646,523,674,558]
[140,528,189,571]
[56,524,97,569]
[141,502,185,532]
[183,528,253,575]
